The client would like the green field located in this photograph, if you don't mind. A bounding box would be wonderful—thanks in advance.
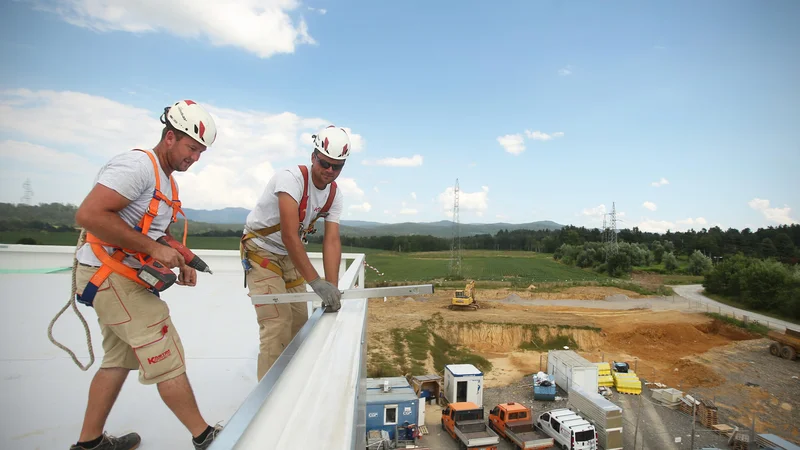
[2,231,607,284]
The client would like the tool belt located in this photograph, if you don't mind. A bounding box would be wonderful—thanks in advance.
[239,236,305,289]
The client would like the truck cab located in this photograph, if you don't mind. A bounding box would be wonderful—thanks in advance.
[536,409,597,450]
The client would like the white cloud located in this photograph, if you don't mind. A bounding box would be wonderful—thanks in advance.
[373,186,379,193]
[677,217,708,227]
[307,7,326,14]
[0,140,98,205]
[748,198,798,225]
[35,0,317,58]
[0,140,95,175]
[525,130,565,141]
[438,186,489,217]
[636,219,676,234]
[411,192,417,200]
[349,202,371,212]
[335,178,364,200]
[558,65,573,76]
[497,134,525,155]
[651,177,669,187]
[642,201,657,211]
[581,204,607,220]
[499,130,565,154]
[0,88,365,209]
[496,214,507,220]
[399,208,418,215]
[361,155,423,167]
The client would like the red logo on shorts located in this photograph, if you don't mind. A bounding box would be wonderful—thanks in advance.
[148,349,171,364]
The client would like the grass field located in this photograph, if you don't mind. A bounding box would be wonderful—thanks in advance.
[2,231,608,284]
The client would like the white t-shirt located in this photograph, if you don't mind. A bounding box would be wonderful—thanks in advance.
[76,149,176,268]
[244,165,343,255]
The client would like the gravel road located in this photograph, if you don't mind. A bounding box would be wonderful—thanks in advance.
[670,284,793,332]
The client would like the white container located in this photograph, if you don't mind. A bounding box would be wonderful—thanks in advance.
[547,350,599,394]
[443,364,484,407]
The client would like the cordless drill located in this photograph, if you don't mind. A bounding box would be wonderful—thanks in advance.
[136,236,213,292]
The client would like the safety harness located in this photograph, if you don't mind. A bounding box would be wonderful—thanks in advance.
[240,165,337,288]
[77,149,187,307]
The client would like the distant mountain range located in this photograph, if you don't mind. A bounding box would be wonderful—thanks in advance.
[183,207,563,238]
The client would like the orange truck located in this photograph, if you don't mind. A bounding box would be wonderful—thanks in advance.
[441,402,500,450]
[489,403,555,450]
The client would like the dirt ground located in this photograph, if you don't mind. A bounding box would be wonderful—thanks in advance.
[368,286,800,445]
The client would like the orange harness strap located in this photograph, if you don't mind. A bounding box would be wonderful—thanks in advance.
[78,149,185,306]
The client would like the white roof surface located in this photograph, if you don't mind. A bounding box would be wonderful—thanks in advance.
[446,363,482,376]
[0,245,367,450]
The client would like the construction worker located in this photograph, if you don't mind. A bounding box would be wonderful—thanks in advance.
[240,125,350,381]
[70,100,223,450]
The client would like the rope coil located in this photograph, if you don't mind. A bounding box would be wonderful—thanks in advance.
[46,229,95,371]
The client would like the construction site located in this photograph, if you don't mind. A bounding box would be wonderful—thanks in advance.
[365,281,800,450]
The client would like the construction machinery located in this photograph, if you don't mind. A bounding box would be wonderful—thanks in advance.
[488,402,555,449]
[450,280,478,310]
[767,328,800,360]
[441,401,500,450]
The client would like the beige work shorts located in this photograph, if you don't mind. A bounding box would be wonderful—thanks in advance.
[76,265,186,385]
[243,240,309,381]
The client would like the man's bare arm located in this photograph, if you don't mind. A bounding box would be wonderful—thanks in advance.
[278,192,320,282]
[76,184,184,267]
[322,221,341,285]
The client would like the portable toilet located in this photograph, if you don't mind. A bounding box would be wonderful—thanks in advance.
[443,364,483,407]
[366,377,420,440]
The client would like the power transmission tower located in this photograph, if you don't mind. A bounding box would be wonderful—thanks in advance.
[605,202,619,262]
[21,178,34,205]
[609,202,618,247]
[448,179,462,278]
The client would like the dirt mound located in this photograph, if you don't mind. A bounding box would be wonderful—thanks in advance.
[670,358,724,388]
[605,322,737,364]
[696,320,760,341]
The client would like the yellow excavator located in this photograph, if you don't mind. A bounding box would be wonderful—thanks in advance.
[450,280,478,310]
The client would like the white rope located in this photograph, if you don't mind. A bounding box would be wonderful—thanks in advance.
[364,260,384,276]
[46,229,95,371]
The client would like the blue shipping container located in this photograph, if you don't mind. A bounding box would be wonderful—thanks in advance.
[366,377,420,440]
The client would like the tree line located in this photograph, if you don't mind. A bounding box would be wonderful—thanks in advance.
[2,202,799,262]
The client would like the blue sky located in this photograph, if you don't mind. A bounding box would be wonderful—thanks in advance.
[0,0,798,232]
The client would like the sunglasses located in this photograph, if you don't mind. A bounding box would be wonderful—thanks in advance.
[315,153,344,171]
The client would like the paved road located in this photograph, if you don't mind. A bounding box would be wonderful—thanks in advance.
[670,284,793,332]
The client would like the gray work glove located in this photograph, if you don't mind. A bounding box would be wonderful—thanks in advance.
[308,277,342,312]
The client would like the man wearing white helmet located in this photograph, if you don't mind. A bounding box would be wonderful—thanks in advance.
[240,125,351,380]
[70,100,223,450]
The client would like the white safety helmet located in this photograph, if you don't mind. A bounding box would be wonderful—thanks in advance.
[312,125,351,160]
[161,100,217,147]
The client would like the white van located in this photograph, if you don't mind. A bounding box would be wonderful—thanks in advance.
[536,408,597,450]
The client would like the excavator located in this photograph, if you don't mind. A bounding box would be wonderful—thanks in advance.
[450,280,479,310]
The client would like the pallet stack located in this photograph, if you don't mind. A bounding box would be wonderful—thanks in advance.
[697,399,718,427]
[731,432,751,450]
[679,395,698,416]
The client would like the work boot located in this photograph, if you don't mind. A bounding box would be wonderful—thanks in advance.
[69,432,141,450]
[192,424,224,450]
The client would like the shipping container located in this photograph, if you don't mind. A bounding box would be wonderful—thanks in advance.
[443,364,484,407]
[366,377,420,440]
[568,384,623,450]
[547,350,599,394]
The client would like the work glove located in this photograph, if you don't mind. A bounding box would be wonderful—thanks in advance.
[308,277,342,312]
